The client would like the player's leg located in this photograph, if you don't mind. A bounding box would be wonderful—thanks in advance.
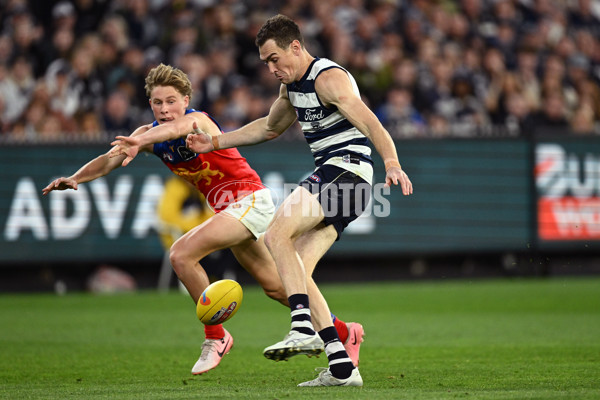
[263,186,322,295]
[262,186,326,359]
[295,225,364,367]
[231,234,360,363]
[229,235,287,305]
[291,225,361,386]
[171,212,253,375]
[170,212,253,302]
[293,223,337,332]
[224,188,287,306]
[294,166,367,386]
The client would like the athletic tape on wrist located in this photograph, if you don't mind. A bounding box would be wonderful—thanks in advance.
[384,160,401,171]
[211,135,220,150]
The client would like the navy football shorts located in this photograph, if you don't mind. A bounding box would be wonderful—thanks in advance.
[299,164,371,240]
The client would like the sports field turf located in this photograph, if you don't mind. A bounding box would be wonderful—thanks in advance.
[1,277,598,399]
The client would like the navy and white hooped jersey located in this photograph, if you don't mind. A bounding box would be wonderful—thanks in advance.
[286,58,373,184]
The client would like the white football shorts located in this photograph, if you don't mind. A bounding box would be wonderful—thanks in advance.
[221,188,275,239]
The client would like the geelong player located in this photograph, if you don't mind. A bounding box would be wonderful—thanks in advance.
[186,15,413,387]
[43,63,363,376]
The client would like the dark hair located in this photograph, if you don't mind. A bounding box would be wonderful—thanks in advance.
[255,14,304,49]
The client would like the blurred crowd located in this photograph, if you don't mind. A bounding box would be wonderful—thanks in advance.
[1,0,600,143]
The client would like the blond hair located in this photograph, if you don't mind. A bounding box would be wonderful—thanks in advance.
[144,63,192,100]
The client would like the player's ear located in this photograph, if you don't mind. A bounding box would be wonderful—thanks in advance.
[290,39,302,54]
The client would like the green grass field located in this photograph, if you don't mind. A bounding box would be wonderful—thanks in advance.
[1,277,599,399]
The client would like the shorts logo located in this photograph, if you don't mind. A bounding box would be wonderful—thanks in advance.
[308,174,321,183]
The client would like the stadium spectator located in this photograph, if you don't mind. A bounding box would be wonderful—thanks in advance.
[101,90,137,136]
[39,27,75,75]
[513,46,541,111]
[51,1,77,33]
[575,77,600,120]
[0,55,36,128]
[418,57,454,118]
[502,91,536,137]
[76,110,104,140]
[68,44,104,113]
[99,13,130,53]
[449,71,490,135]
[20,97,48,141]
[176,52,209,112]
[117,0,162,49]
[486,72,522,125]
[46,64,79,120]
[376,86,426,138]
[568,0,600,37]
[571,103,597,134]
[428,111,451,137]
[37,113,64,142]
[72,0,110,38]
[9,8,45,77]
[531,90,571,135]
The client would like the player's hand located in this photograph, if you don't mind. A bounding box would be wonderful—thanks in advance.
[385,166,413,195]
[42,177,78,195]
[185,122,213,153]
[109,136,140,167]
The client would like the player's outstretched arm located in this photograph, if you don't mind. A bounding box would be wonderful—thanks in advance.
[111,114,218,164]
[42,151,126,196]
[186,85,297,153]
[109,123,168,166]
[315,68,413,195]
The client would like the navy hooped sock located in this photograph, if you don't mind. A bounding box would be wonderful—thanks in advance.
[319,326,354,379]
[288,294,315,336]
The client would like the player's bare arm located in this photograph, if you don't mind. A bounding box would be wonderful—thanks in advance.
[186,85,297,153]
[42,149,128,196]
[111,114,217,166]
[107,124,152,166]
[315,69,413,194]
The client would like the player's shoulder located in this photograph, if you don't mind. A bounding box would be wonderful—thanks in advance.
[314,65,351,93]
[187,109,223,135]
[186,109,210,121]
[313,58,346,75]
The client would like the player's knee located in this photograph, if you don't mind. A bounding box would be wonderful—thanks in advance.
[169,242,188,275]
[263,229,278,253]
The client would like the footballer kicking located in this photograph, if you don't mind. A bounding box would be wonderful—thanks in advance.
[186,15,413,386]
[43,63,364,376]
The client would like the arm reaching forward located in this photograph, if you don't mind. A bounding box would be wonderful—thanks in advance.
[186,85,297,153]
[42,151,128,196]
[109,112,221,166]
